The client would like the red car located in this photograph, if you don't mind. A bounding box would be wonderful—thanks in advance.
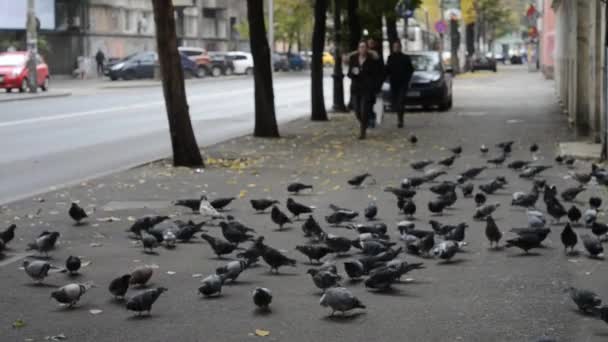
[0,51,50,93]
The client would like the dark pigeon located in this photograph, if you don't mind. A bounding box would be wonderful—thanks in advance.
[271,206,292,230]
[201,233,237,258]
[286,198,314,219]
[253,287,272,310]
[296,245,333,264]
[126,287,167,316]
[348,173,371,187]
[69,202,88,224]
[287,182,313,194]
[0,224,16,245]
[108,274,131,300]
[65,255,81,275]
[250,199,279,213]
[560,223,577,254]
[210,197,236,211]
[485,216,502,248]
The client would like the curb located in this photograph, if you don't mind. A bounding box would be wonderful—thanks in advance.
[0,91,71,103]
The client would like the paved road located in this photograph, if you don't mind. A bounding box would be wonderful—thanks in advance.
[0,73,333,204]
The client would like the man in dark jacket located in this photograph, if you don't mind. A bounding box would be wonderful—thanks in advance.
[385,40,414,128]
[348,40,382,140]
[95,49,106,76]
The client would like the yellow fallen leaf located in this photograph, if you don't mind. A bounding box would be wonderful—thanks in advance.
[238,190,248,199]
[12,319,25,328]
[332,185,341,191]
[247,183,257,188]
[255,329,270,337]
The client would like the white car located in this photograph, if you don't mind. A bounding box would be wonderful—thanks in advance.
[227,51,253,75]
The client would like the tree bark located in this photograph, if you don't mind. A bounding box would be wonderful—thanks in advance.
[347,0,361,52]
[311,0,329,121]
[332,0,346,112]
[152,0,203,167]
[386,15,398,45]
[247,0,280,137]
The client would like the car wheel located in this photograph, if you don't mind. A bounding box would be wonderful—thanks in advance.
[439,95,452,111]
[40,77,49,91]
[110,76,118,81]
[211,66,222,77]
[224,67,233,76]
[197,66,208,78]
[19,78,28,93]
[245,67,253,76]
[5,88,12,93]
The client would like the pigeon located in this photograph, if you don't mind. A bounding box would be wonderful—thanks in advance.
[287,182,313,194]
[581,234,604,258]
[0,224,16,245]
[320,287,365,316]
[323,234,352,255]
[475,193,487,206]
[474,203,500,220]
[511,185,540,209]
[592,221,608,238]
[487,153,507,167]
[68,202,88,224]
[357,239,391,256]
[422,169,447,182]
[216,260,248,283]
[162,230,177,248]
[364,202,378,220]
[378,259,425,279]
[428,199,447,216]
[505,233,542,254]
[26,231,60,257]
[65,256,81,275]
[174,196,203,213]
[589,197,602,210]
[384,187,417,199]
[560,223,578,254]
[497,141,514,154]
[23,260,53,283]
[219,221,254,245]
[527,209,546,228]
[432,240,459,262]
[411,160,434,171]
[508,160,532,170]
[286,198,314,219]
[460,166,487,180]
[236,237,265,265]
[561,186,585,202]
[438,155,456,167]
[402,200,416,218]
[198,195,224,218]
[256,240,297,273]
[51,282,94,308]
[250,199,280,213]
[127,215,169,237]
[201,234,237,258]
[409,134,418,144]
[567,205,582,224]
[430,182,457,196]
[570,172,592,185]
[344,260,366,279]
[141,232,160,253]
[348,173,371,187]
[444,223,468,242]
[108,274,131,300]
[519,165,552,179]
[584,208,598,227]
[546,198,567,223]
[567,287,602,314]
[530,143,539,153]
[480,144,489,154]
[198,274,225,297]
[450,146,462,155]
[129,266,154,287]
[301,215,324,239]
[326,211,357,226]
[365,266,401,290]
[429,220,454,236]
[175,221,206,242]
[485,216,502,248]
[509,228,551,243]
[210,197,236,211]
[460,183,474,197]
[479,179,505,195]
[253,287,272,310]
[271,206,292,230]
[401,176,426,188]
[126,287,168,315]
[296,245,333,264]
[308,268,342,292]
[555,155,564,163]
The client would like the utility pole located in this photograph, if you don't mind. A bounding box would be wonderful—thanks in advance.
[26,0,38,93]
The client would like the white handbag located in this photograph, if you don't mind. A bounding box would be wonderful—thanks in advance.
[374,95,384,126]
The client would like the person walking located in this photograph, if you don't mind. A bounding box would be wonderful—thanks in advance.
[348,40,381,140]
[385,40,414,128]
[95,49,106,76]
[367,38,384,128]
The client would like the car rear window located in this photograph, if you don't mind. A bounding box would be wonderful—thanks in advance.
[0,54,26,66]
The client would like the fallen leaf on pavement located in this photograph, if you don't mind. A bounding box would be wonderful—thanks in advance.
[167,271,176,275]
[192,273,203,278]
[255,329,270,337]
[89,309,103,315]
[12,319,25,328]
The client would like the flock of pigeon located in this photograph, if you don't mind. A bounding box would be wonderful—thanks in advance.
[4,136,608,337]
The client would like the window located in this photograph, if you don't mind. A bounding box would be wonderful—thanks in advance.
[232,55,246,60]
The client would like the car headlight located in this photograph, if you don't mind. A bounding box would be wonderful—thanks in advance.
[111,62,125,71]
[11,68,22,77]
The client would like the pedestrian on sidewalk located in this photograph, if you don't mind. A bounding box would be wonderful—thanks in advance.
[385,40,414,128]
[95,49,106,76]
[348,40,382,140]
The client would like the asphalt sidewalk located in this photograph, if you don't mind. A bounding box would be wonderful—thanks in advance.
[2,67,606,341]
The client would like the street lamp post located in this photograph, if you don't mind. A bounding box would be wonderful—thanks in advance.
[26,0,38,93]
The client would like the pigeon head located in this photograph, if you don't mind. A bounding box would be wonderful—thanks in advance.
[199,195,208,201]
[22,260,30,268]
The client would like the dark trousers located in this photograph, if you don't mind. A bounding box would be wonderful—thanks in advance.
[97,62,104,75]
[390,82,409,125]
[352,92,373,138]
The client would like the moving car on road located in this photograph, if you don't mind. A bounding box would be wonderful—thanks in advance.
[382,51,453,111]
[107,51,197,80]
[226,51,254,75]
[179,47,230,77]
[0,51,50,93]
[272,53,290,72]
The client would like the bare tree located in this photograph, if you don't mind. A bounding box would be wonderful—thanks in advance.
[311,0,329,121]
[152,0,203,167]
[332,0,346,112]
[247,0,280,137]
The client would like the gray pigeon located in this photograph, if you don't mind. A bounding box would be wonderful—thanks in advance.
[527,209,546,228]
[141,232,160,253]
[432,240,459,262]
[126,287,167,316]
[567,287,602,314]
[23,260,53,283]
[216,260,248,283]
[319,287,365,316]
[51,282,94,308]
[581,234,604,258]
[253,287,272,310]
[344,260,365,279]
[474,203,500,220]
[198,274,224,297]
[27,231,60,257]
[307,268,342,292]
[129,266,154,288]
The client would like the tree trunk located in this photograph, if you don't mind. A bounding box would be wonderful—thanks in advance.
[152,0,203,167]
[332,0,346,112]
[386,15,398,45]
[347,0,361,52]
[247,0,280,137]
[311,0,329,121]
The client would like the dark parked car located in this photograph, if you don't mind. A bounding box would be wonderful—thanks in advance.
[510,55,523,65]
[106,51,198,80]
[284,53,305,70]
[382,51,453,111]
[472,56,497,72]
[272,53,289,72]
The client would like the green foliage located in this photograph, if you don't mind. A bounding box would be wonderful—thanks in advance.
[477,0,518,40]
[358,0,422,40]
[274,0,313,50]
